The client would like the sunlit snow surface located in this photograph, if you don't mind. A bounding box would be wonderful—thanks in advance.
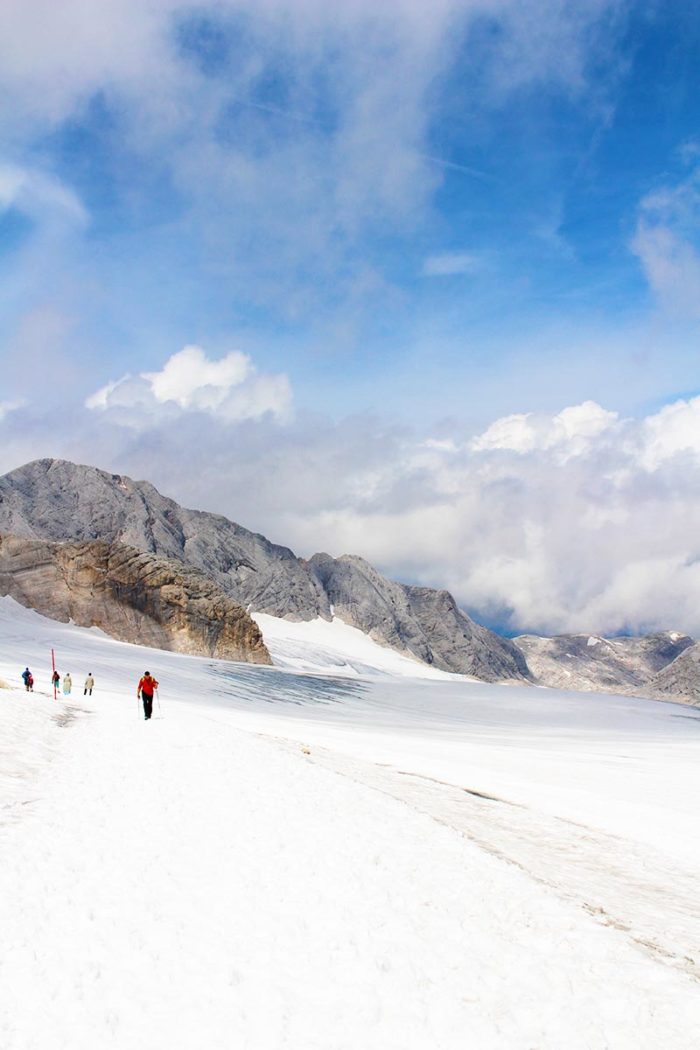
[1,597,699,1049]
[251,611,463,679]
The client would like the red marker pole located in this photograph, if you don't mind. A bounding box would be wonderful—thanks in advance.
[51,648,56,701]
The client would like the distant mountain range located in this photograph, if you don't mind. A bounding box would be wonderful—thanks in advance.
[515,631,699,705]
[0,458,697,705]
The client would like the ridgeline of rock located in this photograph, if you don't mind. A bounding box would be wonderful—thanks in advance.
[0,459,325,619]
[0,459,528,682]
[0,532,271,664]
[307,553,530,680]
[514,632,696,702]
[3,458,696,701]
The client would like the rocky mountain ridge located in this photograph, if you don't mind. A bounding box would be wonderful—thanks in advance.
[307,552,529,681]
[515,632,697,703]
[0,459,527,681]
[0,458,697,703]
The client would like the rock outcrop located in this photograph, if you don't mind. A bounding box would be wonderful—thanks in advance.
[308,553,529,680]
[0,532,271,664]
[514,631,695,701]
[647,643,700,705]
[0,459,530,681]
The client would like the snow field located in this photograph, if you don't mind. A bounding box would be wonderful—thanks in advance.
[1,689,698,1050]
[0,685,71,817]
[1,599,699,1047]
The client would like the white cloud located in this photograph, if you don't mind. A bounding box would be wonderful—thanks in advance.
[631,159,700,317]
[143,346,251,410]
[87,345,292,424]
[0,163,87,228]
[10,390,700,638]
[0,400,23,421]
[632,224,700,319]
[422,437,458,452]
[641,396,700,470]
[471,400,618,458]
[220,372,293,424]
[470,412,536,453]
[84,376,136,412]
[422,252,480,277]
[256,396,700,637]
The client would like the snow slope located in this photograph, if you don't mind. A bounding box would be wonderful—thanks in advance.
[252,611,463,679]
[1,597,699,1049]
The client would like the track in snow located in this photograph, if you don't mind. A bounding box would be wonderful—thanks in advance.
[284,740,700,981]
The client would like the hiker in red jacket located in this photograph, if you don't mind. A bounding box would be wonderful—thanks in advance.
[137,671,158,721]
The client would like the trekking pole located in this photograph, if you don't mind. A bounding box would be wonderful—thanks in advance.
[156,688,163,718]
[137,691,141,720]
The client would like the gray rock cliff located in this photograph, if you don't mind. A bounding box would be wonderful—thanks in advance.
[307,553,529,680]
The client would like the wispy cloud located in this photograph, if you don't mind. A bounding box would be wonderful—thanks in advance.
[0,164,88,229]
[0,0,629,327]
[422,251,481,277]
[0,400,23,421]
[420,154,492,182]
[631,155,700,318]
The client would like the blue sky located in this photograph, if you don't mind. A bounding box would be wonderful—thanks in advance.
[1,1,700,635]
[1,1,697,418]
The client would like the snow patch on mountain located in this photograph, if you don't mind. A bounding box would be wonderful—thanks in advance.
[252,612,464,679]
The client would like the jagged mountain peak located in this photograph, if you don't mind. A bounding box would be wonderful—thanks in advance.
[0,458,529,681]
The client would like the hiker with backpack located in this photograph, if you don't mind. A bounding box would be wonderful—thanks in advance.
[21,668,33,692]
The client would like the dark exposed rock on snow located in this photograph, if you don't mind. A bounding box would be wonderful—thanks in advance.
[514,632,695,702]
[0,532,271,664]
[0,458,529,682]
